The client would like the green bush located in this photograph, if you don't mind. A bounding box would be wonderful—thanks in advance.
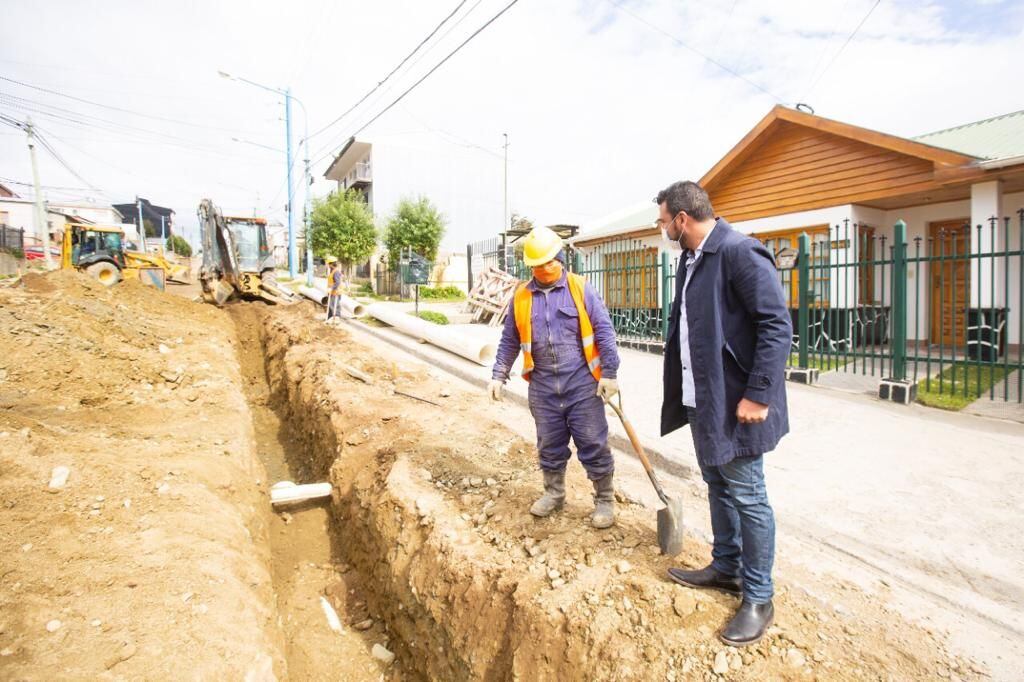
[418,285,464,300]
[357,281,374,296]
[408,310,449,325]
[166,234,192,257]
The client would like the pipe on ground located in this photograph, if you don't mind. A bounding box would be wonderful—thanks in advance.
[366,303,496,366]
[299,285,328,306]
[339,296,365,317]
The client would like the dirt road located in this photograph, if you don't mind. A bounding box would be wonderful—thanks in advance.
[0,271,984,680]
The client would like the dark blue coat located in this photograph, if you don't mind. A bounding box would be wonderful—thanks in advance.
[661,219,792,466]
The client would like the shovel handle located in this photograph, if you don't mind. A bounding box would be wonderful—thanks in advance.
[604,394,671,507]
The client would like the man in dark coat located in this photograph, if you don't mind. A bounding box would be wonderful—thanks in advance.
[657,180,791,646]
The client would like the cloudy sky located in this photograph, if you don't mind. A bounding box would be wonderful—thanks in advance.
[1,0,1022,249]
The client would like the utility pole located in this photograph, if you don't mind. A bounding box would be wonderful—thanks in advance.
[136,198,145,251]
[25,118,52,270]
[285,88,296,280]
[304,155,314,286]
[160,215,166,254]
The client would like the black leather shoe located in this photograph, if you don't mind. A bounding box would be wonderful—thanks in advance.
[666,565,742,596]
[720,599,774,647]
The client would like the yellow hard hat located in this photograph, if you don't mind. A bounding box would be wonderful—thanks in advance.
[325,256,337,264]
[522,226,563,266]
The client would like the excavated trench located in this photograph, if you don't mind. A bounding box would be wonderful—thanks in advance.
[244,302,953,682]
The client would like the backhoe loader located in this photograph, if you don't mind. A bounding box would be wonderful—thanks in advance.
[197,198,296,305]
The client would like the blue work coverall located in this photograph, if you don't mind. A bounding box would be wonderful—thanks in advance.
[492,272,621,480]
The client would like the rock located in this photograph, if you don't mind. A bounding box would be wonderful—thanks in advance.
[0,647,13,657]
[439,388,451,398]
[551,578,565,588]
[527,545,542,558]
[48,466,71,491]
[785,648,806,668]
[45,619,62,632]
[372,643,395,665]
[91,619,102,627]
[712,650,729,674]
[469,477,483,487]
[104,641,137,670]
[158,343,171,354]
[673,592,697,617]
[616,560,631,574]
[354,619,374,631]
[730,653,743,670]
[644,646,659,662]
[547,569,561,580]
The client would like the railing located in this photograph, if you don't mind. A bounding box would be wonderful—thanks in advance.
[0,224,25,257]
[783,213,1024,403]
[465,233,580,292]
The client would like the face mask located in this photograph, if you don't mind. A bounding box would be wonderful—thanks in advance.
[660,225,683,252]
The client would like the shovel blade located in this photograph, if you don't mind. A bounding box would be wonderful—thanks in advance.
[657,496,685,557]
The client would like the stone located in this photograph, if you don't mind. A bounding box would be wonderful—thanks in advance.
[158,344,171,354]
[551,578,565,588]
[547,569,561,580]
[673,592,697,617]
[45,619,62,632]
[486,478,497,487]
[616,560,631,574]
[785,648,806,668]
[91,619,102,627]
[354,619,374,631]
[372,643,395,665]
[0,647,13,657]
[712,650,729,674]
[48,466,71,490]
[644,646,659,662]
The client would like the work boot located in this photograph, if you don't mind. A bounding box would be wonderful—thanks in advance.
[720,599,774,647]
[529,469,565,517]
[590,473,616,529]
[666,564,743,596]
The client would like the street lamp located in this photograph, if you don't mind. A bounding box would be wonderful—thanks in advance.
[219,70,310,282]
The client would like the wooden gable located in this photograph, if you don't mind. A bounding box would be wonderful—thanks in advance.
[701,106,977,222]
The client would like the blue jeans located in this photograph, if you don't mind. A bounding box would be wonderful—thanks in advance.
[689,409,776,603]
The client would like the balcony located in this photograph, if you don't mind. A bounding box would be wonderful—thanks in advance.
[344,161,372,190]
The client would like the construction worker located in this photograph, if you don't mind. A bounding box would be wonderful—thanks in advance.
[489,226,621,528]
[325,256,342,322]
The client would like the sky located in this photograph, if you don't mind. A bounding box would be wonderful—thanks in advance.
[1,0,1022,250]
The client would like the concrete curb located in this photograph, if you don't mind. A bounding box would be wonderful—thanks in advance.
[341,318,698,483]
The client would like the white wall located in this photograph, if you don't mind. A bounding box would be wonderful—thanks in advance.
[371,139,504,251]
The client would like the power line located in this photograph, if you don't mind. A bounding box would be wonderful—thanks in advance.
[603,0,785,102]
[803,0,880,99]
[310,0,486,163]
[0,113,101,191]
[313,0,522,168]
[306,0,470,143]
[0,73,273,135]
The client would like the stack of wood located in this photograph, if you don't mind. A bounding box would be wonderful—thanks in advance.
[464,266,521,326]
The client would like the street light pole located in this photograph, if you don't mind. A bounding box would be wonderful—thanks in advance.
[24,117,52,270]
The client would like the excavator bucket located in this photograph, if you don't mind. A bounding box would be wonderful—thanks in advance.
[210,279,235,306]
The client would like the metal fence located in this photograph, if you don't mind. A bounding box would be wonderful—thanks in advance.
[465,233,578,289]
[783,213,1023,403]
[0,224,25,256]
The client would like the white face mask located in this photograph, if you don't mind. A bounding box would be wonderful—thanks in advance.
[660,225,683,252]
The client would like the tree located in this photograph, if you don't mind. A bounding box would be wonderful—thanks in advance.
[166,234,192,257]
[383,196,446,267]
[309,190,378,266]
[510,212,534,233]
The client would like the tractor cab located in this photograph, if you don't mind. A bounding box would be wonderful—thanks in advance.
[62,224,128,285]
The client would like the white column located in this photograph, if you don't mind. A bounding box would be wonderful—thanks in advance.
[970,180,1003,307]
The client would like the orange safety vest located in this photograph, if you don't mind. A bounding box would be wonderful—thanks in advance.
[513,272,601,383]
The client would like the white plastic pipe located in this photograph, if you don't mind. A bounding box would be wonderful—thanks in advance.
[339,295,365,317]
[298,285,328,306]
[270,481,332,506]
[366,303,496,366]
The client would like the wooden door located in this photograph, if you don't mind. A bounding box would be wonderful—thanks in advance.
[929,220,970,346]
[756,225,829,307]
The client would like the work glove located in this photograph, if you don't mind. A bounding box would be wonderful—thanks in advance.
[488,379,504,402]
[597,377,619,401]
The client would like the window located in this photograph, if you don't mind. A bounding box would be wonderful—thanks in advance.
[754,225,830,308]
[602,247,659,308]
[857,225,875,305]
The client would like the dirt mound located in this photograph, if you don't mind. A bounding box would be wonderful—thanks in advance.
[262,305,977,681]
[0,270,284,679]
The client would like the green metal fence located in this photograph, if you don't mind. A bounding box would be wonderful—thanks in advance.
[784,212,1024,403]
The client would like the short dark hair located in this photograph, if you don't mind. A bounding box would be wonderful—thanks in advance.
[655,181,715,221]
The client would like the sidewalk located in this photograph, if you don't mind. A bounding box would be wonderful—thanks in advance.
[341,310,1024,678]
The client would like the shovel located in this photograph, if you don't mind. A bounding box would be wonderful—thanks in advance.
[604,393,685,557]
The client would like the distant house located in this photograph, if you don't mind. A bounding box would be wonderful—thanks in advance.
[0,195,125,247]
[112,198,175,248]
[572,105,1024,351]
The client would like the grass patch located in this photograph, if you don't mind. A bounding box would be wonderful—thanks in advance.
[408,310,449,325]
[787,354,846,372]
[417,285,465,300]
[915,362,1015,410]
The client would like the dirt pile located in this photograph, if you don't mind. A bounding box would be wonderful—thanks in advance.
[0,271,284,679]
[261,305,978,681]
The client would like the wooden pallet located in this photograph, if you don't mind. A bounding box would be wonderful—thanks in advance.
[464,266,521,327]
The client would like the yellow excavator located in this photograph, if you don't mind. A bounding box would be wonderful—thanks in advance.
[60,222,190,286]
[196,199,295,305]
